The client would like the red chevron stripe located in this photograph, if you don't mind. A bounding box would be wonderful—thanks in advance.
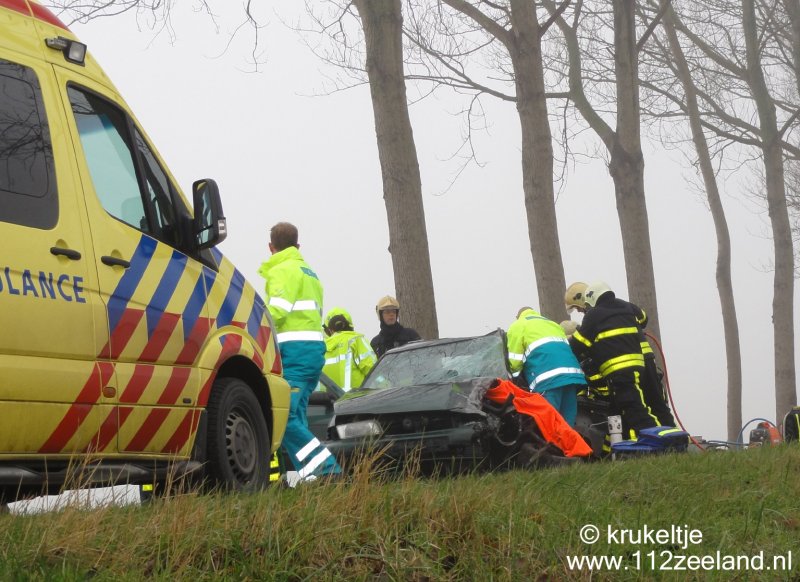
[253,349,264,370]
[175,316,214,365]
[120,367,191,451]
[197,334,243,406]
[38,362,115,453]
[161,409,201,454]
[157,367,191,405]
[120,364,156,404]
[256,325,270,351]
[99,308,145,359]
[139,312,181,362]
[270,347,282,375]
[124,408,169,451]
[86,409,118,453]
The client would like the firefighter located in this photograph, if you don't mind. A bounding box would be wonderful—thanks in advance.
[258,222,340,482]
[323,307,377,391]
[569,282,661,439]
[370,295,421,358]
[507,307,588,426]
[566,282,674,427]
[560,320,609,401]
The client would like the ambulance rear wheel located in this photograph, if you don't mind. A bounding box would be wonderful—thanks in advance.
[205,377,270,492]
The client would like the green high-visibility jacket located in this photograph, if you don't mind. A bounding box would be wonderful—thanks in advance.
[257,246,324,343]
[323,331,377,391]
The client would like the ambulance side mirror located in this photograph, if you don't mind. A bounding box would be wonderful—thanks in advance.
[192,179,227,250]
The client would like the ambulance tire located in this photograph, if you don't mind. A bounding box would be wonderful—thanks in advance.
[205,377,271,492]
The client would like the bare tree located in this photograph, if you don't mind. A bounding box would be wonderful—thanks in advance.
[542,0,666,338]
[402,0,568,319]
[657,0,798,422]
[350,0,439,339]
[641,3,744,441]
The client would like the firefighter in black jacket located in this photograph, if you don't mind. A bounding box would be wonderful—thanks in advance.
[568,282,661,439]
[370,295,421,358]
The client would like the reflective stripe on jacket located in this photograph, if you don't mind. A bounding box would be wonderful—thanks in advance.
[507,309,587,392]
[258,246,324,343]
[323,331,377,391]
[569,296,647,378]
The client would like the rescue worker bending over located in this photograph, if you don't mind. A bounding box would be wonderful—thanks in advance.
[370,295,421,358]
[568,282,660,440]
[507,307,588,426]
[565,281,674,427]
[560,319,609,401]
[258,222,340,482]
[323,307,377,392]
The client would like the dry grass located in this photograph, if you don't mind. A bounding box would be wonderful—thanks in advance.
[1,446,799,580]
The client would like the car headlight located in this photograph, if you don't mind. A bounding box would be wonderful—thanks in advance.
[336,420,382,440]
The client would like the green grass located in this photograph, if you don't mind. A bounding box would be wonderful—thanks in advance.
[1,446,799,581]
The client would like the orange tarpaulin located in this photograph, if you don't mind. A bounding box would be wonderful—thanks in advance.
[485,379,593,457]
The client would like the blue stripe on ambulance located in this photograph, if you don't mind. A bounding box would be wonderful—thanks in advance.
[215,267,245,336]
[145,250,188,338]
[182,267,215,341]
[107,236,157,334]
[246,294,266,339]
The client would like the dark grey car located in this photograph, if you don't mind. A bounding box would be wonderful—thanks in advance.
[324,330,608,473]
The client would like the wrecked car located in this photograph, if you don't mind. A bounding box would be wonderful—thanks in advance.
[324,330,609,473]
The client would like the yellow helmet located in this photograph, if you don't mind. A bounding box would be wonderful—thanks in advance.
[564,282,588,312]
[584,281,614,308]
[375,295,400,314]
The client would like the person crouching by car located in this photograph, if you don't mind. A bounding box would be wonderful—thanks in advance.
[507,307,588,426]
[323,307,377,392]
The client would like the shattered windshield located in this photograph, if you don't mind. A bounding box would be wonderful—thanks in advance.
[361,333,509,391]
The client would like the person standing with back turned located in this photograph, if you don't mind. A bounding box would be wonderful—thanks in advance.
[258,222,340,482]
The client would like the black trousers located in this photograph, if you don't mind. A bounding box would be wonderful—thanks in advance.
[641,357,675,427]
[607,368,660,439]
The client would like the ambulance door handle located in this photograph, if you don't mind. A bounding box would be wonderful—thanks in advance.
[101,256,131,269]
[50,247,82,260]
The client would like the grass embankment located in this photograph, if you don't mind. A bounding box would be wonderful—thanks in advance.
[1,446,798,581]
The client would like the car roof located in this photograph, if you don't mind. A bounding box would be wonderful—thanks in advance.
[381,328,506,355]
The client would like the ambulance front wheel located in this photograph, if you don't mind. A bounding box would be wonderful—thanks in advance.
[205,377,271,491]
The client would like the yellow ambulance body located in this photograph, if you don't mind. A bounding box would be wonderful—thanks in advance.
[0,0,289,501]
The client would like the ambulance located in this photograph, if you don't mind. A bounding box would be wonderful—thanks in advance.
[0,0,290,502]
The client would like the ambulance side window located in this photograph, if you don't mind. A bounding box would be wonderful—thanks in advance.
[68,86,187,251]
[0,59,58,229]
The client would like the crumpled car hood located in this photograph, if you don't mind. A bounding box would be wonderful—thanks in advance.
[334,376,496,418]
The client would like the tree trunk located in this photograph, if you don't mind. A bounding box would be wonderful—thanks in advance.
[353,0,439,339]
[612,0,661,339]
[785,0,800,96]
[663,8,743,441]
[742,0,797,422]
[508,0,566,320]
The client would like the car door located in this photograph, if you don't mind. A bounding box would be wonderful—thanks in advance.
[0,54,111,455]
[58,71,210,456]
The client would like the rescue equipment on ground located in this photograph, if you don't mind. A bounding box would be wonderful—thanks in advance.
[611,426,690,456]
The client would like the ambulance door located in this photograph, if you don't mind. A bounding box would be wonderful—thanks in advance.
[0,55,111,455]
[59,74,209,457]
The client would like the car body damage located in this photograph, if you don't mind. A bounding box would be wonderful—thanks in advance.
[325,330,603,473]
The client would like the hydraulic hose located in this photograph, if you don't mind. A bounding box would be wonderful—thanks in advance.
[644,331,705,451]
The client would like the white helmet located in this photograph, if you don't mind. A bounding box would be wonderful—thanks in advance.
[584,281,614,308]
